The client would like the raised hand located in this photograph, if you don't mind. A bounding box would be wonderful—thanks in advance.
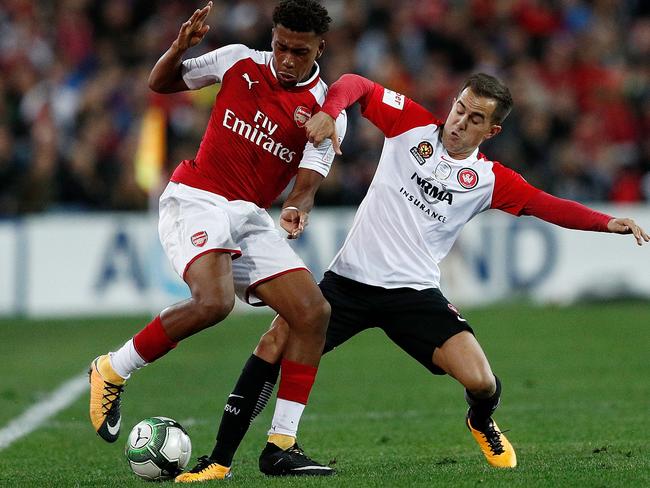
[175,2,212,51]
[607,217,650,246]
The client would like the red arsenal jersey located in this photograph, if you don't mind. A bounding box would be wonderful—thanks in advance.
[171,44,346,208]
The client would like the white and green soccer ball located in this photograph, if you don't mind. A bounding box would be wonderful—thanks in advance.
[125,417,192,481]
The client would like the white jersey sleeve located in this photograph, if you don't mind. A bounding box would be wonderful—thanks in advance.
[181,44,254,90]
[298,111,348,177]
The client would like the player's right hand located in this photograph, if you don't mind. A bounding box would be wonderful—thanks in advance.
[175,2,212,51]
[305,112,341,155]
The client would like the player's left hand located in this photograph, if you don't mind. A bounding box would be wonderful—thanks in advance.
[607,217,649,246]
[280,207,309,239]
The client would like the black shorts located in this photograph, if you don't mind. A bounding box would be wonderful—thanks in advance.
[320,271,474,375]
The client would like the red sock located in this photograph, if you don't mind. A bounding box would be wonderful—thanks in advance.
[133,316,177,363]
[277,359,318,405]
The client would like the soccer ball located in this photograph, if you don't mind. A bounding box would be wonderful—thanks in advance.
[125,417,192,481]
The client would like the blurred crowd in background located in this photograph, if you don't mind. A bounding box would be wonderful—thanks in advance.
[1,0,649,215]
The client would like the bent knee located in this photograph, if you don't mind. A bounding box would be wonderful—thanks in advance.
[301,298,330,333]
[284,297,330,337]
[464,372,497,398]
[193,295,235,326]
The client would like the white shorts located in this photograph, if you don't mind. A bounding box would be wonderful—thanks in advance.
[158,182,308,305]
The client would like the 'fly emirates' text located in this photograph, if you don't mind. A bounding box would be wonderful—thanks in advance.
[223,109,297,163]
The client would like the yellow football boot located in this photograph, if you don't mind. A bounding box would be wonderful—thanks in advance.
[466,413,517,468]
[175,456,232,482]
[88,355,125,443]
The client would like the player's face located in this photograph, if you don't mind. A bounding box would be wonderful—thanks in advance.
[441,88,502,159]
[271,24,324,88]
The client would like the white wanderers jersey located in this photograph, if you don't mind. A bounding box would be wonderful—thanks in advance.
[329,83,538,290]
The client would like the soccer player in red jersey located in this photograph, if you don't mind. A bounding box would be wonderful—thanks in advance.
[201,72,648,475]
[88,1,346,480]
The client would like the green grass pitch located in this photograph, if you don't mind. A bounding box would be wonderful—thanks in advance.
[0,302,649,487]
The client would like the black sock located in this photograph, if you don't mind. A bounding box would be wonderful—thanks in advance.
[210,354,280,467]
[465,375,501,429]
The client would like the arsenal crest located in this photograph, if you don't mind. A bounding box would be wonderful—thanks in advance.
[457,168,479,189]
[191,231,208,247]
[294,106,312,128]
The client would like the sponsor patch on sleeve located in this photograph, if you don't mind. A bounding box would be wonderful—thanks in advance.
[382,89,405,110]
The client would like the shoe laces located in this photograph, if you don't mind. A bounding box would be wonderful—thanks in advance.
[101,382,123,414]
[286,443,315,462]
[189,455,215,473]
[481,420,507,455]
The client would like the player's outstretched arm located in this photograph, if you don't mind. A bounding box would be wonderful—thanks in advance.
[279,169,324,240]
[148,1,213,93]
[607,217,649,246]
[516,189,649,246]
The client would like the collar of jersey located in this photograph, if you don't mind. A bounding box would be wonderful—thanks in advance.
[442,145,480,164]
[268,57,320,89]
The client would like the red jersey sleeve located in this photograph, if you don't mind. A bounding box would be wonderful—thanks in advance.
[321,74,374,119]
[321,74,440,138]
[521,192,613,232]
[490,162,540,215]
[491,162,613,231]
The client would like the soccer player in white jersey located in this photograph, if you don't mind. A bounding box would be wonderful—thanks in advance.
[88,1,346,480]
[198,72,649,475]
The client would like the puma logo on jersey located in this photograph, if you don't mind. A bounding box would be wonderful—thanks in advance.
[242,73,259,90]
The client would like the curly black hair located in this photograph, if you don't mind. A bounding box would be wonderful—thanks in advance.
[272,0,331,35]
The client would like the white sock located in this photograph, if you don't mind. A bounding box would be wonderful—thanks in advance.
[267,398,305,437]
[109,339,147,379]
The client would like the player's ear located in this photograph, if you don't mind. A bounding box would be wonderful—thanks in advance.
[485,125,502,140]
[316,39,325,59]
